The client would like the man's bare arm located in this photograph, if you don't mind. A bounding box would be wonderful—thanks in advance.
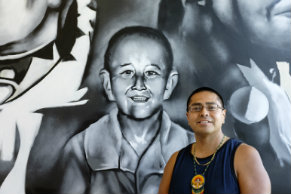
[234,144,271,194]
[158,151,179,194]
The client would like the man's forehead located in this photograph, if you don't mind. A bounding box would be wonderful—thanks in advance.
[190,91,222,104]
[190,102,217,106]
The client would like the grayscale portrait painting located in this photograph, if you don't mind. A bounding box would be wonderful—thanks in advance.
[0,0,290,194]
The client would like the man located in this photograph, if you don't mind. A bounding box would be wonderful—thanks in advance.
[158,1,291,193]
[59,26,194,194]
[159,87,271,194]
[209,2,291,192]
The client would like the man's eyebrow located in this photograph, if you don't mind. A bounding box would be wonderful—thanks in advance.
[189,103,202,106]
[189,102,217,106]
[205,102,217,105]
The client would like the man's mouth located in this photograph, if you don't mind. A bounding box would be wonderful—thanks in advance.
[130,96,149,103]
[197,120,211,124]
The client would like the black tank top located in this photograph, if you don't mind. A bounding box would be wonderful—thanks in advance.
[169,138,242,194]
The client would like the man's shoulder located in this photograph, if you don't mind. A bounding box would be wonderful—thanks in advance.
[235,143,259,158]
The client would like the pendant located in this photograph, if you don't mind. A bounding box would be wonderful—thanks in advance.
[191,174,205,194]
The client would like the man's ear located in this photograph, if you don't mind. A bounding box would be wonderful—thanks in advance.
[163,70,178,100]
[99,69,115,101]
[222,109,227,124]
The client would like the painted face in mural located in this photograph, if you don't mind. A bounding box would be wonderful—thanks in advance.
[0,0,73,104]
[0,0,62,58]
[102,34,177,119]
[211,0,291,50]
[186,91,226,135]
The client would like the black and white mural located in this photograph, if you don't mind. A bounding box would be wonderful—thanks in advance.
[0,0,290,194]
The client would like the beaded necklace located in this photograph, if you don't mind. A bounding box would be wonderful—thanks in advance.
[191,135,225,194]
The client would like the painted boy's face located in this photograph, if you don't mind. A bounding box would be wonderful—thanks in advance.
[108,35,170,119]
[212,0,291,50]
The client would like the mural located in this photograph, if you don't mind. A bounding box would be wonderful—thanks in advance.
[0,0,290,194]
[59,26,194,194]
[0,0,96,193]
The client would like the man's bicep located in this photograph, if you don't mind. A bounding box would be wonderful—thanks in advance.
[234,144,271,194]
[159,151,179,194]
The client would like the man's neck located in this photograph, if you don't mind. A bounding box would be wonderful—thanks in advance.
[193,131,226,158]
[118,109,162,156]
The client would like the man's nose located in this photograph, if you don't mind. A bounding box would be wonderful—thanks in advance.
[132,75,146,90]
[200,106,209,117]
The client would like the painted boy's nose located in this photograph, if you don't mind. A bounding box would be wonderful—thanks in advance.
[132,76,146,90]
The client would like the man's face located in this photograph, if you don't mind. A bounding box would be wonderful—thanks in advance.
[108,35,170,119]
[186,91,226,135]
[212,0,291,50]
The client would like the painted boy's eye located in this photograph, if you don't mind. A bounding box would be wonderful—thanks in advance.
[145,71,159,77]
[122,70,133,74]
[120,70,134,77]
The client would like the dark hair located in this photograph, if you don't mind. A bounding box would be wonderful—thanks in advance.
[104,26,173,72]
[186,87,225,111]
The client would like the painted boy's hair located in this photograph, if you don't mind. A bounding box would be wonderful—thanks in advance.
[104,26,173,72]
[186,87,225,111]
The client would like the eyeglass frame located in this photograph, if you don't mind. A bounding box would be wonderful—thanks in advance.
[187,103,225,112]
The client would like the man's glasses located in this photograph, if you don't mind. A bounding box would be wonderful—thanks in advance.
[188,104,224,112]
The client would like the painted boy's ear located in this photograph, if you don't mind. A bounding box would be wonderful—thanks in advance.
[99,69,115,101]
[163,70,178,100]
